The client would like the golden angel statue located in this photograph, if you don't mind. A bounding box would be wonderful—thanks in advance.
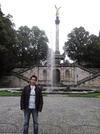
[55,5,61,17]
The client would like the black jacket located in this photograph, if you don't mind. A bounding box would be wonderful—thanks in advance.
[20,85,43,112]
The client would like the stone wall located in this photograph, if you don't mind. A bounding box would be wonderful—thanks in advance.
[1,66,100,87]
[79,76,100,87]
[9,76,28,87]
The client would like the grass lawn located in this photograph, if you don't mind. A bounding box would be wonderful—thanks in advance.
[0,91,47,96]
[0,91,100,98]
[80,86,100,90]
[0,91,21,96]
[67,93,100,98]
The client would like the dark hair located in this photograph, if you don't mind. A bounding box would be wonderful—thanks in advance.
[30,75,37,81]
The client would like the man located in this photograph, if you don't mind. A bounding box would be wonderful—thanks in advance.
[20,75,43,134]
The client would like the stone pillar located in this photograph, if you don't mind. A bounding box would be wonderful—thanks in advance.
[55,16,60,54]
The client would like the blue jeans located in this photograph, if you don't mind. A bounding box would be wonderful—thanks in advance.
[23,108,38,134]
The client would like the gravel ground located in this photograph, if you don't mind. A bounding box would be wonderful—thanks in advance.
[0,95,100,134]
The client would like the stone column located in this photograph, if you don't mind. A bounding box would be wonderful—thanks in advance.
[55,16,60,54]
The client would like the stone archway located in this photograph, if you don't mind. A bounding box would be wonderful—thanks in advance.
[43,69,47,81]
[65,69,70,81]
[53,69,60,85]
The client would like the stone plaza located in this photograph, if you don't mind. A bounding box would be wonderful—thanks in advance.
[0,95,100,134]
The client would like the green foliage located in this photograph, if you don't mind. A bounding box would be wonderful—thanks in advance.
[86,35,100,67]
[16,26,49,66]
[64,27,89,62]
[64,26,100,67]
[0,8,17,76]
[0,7,49,77]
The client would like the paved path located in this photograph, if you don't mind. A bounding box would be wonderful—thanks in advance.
[0,95,100,134]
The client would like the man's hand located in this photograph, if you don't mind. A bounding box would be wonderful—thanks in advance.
[22,109,25,112]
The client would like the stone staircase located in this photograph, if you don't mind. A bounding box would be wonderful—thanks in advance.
[12,66,34,74]
[77,72,100,86]
[11,65,100,87]
[12,72,29,83]
[76,64,98,74]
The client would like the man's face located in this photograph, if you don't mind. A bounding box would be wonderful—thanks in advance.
[30,77,37,85]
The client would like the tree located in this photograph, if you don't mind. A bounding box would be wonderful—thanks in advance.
[64,27,89,63]
[16,26,48,66]
[64,26,100,67]
[0,8,17,76]
[85,35,100,67]
[16,26,31,66]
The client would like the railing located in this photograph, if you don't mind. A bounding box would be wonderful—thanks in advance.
[76,64,98,74]
[77,73,100,85]
[12,72,29,83]
[11,65,100,87]
[12,66,35,74]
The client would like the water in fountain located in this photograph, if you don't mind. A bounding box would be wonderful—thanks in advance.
[47,34,55,92]
[50,49,55,87]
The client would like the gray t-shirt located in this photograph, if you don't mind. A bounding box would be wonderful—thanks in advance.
[29,86,36,109]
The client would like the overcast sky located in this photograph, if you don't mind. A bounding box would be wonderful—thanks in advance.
[0,0,100,55]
